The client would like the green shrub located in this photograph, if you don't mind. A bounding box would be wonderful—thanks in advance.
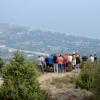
[75,60,100,100]
[92,62,100,100]
[75,60,95,90]
[0,51,47,100]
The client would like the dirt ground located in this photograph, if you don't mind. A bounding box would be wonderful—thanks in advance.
[37,71,75,83]
[37,70,93,100]
[0,71,75,86]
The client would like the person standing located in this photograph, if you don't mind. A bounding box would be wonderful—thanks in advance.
[89,54,94,62]
[94,54,97,61]
[81,53,88,68]
[49,55,54,72]
[57,54,63,73]
[40,55,45,66]
[62,55,67,73]
[75,55,80,73]
[64,53,69,72]
[45,56,49,72]
[68,54,72,71]
[53,54,58,73]
[82,53,88,63]
[36,56,44,73]
[72,52,76,69]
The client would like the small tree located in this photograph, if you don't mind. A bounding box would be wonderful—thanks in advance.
[92,62,100,100]
[0,57,5,73]
[75,60,100,100]
[75,60,95,90]
[0,51,47,100]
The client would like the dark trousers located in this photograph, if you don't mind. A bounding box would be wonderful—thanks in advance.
[58,64,62,73]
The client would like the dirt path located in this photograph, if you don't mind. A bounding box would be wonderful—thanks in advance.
[0,70,77,86]
[37,70,76,83]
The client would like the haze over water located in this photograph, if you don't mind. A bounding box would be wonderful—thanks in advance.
[0,0,100,39]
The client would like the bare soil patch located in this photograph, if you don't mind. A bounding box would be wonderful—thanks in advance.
[37,70,93,100]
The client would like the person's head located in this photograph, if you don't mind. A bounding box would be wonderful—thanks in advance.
[72,52,75,55]
[76,51,78,54]
[94,54,96,56]
[54,54,56,56]
[46,55,49,58]
[65,53,68,56]
[84,53,86,56]
[51,54,53,57]
[90,54,92,57]
[58,54,61,57]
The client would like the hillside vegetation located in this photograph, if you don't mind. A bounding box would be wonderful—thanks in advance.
[0,23,100,61]
[0,51,100,100]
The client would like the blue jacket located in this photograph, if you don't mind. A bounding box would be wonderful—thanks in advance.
[49,56,53,64]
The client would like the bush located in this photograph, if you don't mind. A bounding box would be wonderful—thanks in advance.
[0,57,5,73]
[75,60,100,100]
[0,51,47,100]
[75,60,95,90]
[92,62,100,100]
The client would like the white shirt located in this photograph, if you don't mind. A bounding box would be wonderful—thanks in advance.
[90,57,94,62]
[36,58,42,65]
[41,57,44,62]
[69,56,72,62]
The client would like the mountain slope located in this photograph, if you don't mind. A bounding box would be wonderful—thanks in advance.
[0,23,100,60]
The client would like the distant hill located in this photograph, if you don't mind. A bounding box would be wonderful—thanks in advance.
[0,23,100,61]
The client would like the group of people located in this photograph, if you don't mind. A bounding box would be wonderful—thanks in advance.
[36,51,97,73]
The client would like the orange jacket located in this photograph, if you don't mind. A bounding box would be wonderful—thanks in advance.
[57,56,63,64]
[64,55,69,63]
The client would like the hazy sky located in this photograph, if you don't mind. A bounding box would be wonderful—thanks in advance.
[0,0,100,39]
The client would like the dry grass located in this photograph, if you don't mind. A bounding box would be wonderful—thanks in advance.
[50,75,76,89]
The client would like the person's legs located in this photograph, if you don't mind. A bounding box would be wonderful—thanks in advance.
[40,65,44,73]
[60,64,63,73]
[58,64,61,73]
[70,61,72,71]
[38,65,44,73]
[77,64,80,73]
[75,64,78,73]
[72,61,74,69]
[75,64,80,73]
[51,64,54,72]
[41,65,44,73]
[66,63,68,72]
[45,63,49,72]
[62,64,65,73]
[64,63,66,72]
[38,65,41,72]
[72,60,76,69]
[55,63,58,73]
[63,63,66,73]
[68,61,72,71]
[53,63,56,72]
